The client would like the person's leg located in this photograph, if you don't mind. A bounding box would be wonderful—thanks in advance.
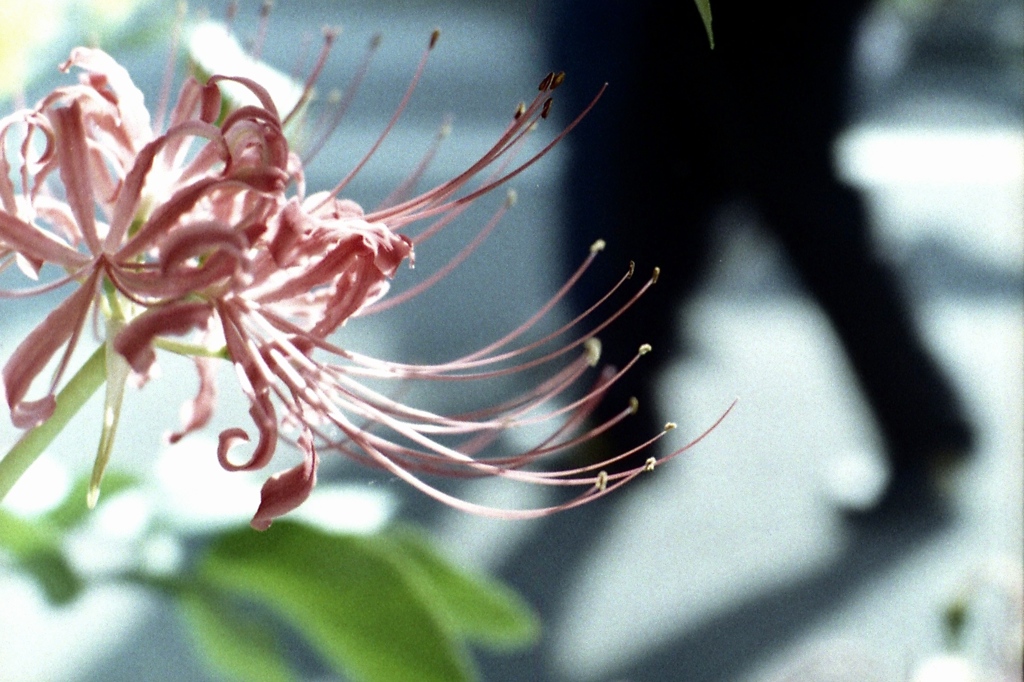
[551,0,721,469]
[763,178,975,480]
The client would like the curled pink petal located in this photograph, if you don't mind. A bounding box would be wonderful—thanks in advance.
[267,199,309,266]
[250,430,318,531]
[105,135,165,249]
[10,396,58,431]
[59,47,152,145]
[116,176,224,260]
[0,210,90,269]
[51,101,101,255]
[158,221,249,275]
[209,75,281,121]
[112,302,213,375]
[168,356,218,444]
[166,77,222,129]
[216,401,278,472]
[4,267,100,428]
[217,427,251,458]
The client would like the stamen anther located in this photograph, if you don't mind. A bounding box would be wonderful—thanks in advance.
[584,337,602,366]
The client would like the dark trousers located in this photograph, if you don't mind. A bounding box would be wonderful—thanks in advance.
[548,1,973,468]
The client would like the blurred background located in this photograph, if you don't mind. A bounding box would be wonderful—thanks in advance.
[0,0,1020,680]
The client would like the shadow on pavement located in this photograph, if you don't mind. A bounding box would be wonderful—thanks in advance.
[479,490,951,682]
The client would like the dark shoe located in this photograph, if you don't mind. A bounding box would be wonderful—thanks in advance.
[842,447,972,531]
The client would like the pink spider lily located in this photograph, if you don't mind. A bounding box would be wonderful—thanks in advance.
[1,44,303,503]
[1,48,281,426]
[1,20,730,530]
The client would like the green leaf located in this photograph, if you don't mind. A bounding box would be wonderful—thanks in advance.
[199,522,474,682]
[693,0,714,48]
[0,509,83,605]
[44,470,140,531]
[0,508,56,555]
[381,527,539,648]
[178,588,295,682]
[14,545,83,605]
[0,468,136,606]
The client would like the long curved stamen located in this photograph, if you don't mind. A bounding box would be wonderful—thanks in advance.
[361,188,512,315]
[282,26,339,128]
[302,33,383,165]
[153,1,188,132]
[315,30,440,209]
[374,117,451,211]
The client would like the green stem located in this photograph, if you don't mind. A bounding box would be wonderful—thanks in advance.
[152,337,229,360]
[0,345,107,503]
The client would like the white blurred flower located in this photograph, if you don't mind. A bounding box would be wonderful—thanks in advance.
[188,20,305,114]
[289,485,396,535]
[911,655,980,682]
[154,436,395,534]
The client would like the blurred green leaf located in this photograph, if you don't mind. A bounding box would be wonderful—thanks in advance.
[199,522,474,682]
[0,508,56,554]
[14,546,83,605]
[0,470,136,606]
[178,589,295,682]
[0,509,82,604]
[44,470,140,531]
[382,527,539,648]
[694,0,714,48]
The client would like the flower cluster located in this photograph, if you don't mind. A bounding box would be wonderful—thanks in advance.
[0,22,724,529]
